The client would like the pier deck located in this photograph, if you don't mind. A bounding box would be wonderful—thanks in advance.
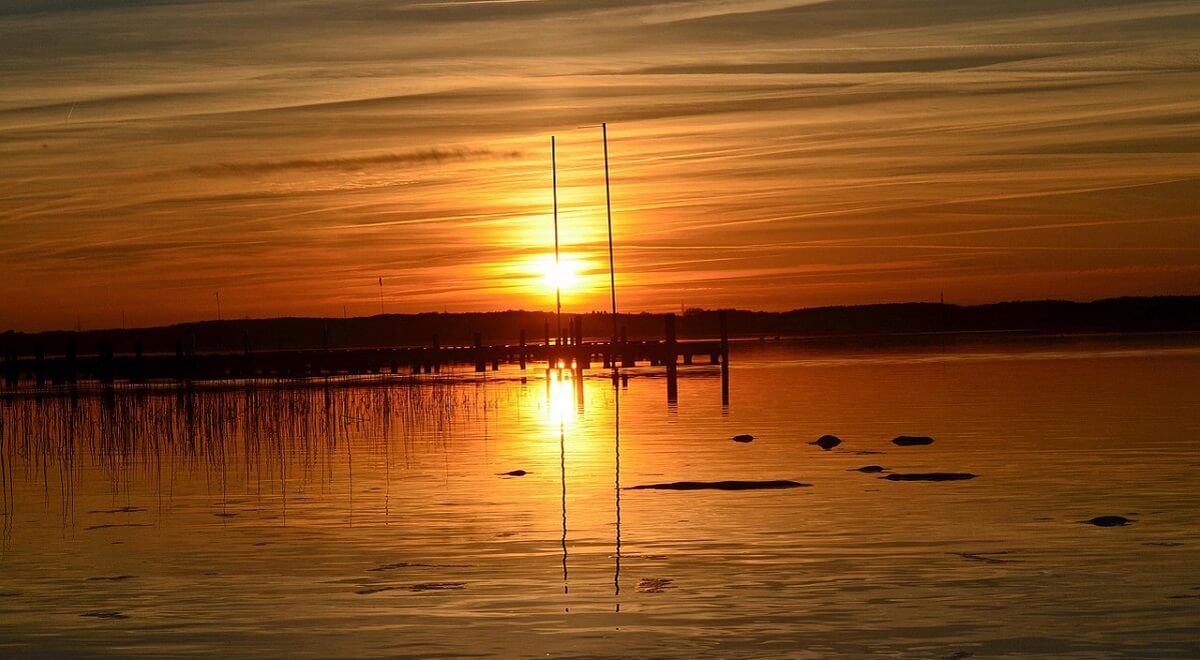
[2,313,730,389]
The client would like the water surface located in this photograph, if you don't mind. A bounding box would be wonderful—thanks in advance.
[1,335,1198,657]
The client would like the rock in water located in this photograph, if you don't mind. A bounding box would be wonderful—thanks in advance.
[893,435,935,446]
[627,480,811,491]
[1085,515,1134,527]
[811,434,842,450]
[854,465,886,473]
[731,434,755,443]
[883,472,976,481]
[498,470,528,477]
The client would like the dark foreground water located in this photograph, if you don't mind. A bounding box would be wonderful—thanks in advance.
[1,335,1198,658]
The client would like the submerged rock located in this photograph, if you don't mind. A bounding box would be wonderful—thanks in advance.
[627,480,811,491]
[83,523,152,531]
[498,470,529,477]
[893,435,935,446]
[408,582,466,592]
[883,472,976,482]
[731,434,755,443]
[853,465,886,473]
[636,577,675,593]
[1085,515,1134,527]
[949,551,1021,564]
[80,611,128,620]
[88,506,146,515]
[355,586,399,595]
[811,434,842,450]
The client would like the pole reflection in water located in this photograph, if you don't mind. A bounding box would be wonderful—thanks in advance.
[613,366,622,612]
[560,418,569,606]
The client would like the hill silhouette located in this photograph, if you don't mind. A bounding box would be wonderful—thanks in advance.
[3,296,1198,357]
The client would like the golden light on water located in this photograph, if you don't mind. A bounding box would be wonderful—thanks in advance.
[542,368,580,431]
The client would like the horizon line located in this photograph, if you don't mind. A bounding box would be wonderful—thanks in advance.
[6,293,1198,336]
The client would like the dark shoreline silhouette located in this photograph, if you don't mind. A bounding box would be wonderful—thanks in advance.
[3,295,1198,357]
[627,480,811,491]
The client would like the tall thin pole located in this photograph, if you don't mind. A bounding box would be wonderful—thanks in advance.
[602,123,618,350]
[552,136,562,348]
[378,277,384,315]
[215,291,221,321]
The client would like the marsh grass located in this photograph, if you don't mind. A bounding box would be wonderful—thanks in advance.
[0,376,496,535]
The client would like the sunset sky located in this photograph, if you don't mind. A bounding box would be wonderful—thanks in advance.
[2,0,1198,331]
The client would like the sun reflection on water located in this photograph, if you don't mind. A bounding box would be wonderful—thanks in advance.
[542,367,580,431]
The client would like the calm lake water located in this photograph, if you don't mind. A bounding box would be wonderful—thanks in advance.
[1,335,1198,658]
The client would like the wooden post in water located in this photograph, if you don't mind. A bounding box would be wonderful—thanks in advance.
[433,334,441,373]
[34,345,45,388]
[99,342,114,385]
[133,339,145,384]
[66,336,77,385]
[620,326,632,367]
[575,315,588,369]
[719,310,730,405]
[474,332,485,372]
[519,329,527,370]
[4,345,16,388]
[664,313,678,402]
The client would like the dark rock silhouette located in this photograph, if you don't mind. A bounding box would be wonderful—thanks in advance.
[88,506,146,514]
[408,582,466,592]
[811,434,841,450]
[498,470,528,477]
[355,586,399,595]
[1085,515,1134,527]
[853,465,886,473]
[883,472,976,481]
[893,435,934,446]
[731,434,754,443]
[949,551,1021,564]
[637,577,675,593]
[627,480,811,491]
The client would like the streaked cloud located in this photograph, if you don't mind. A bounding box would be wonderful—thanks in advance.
[0,0,1198,330]
[184,148,521,177]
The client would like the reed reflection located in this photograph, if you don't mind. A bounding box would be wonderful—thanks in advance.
[0,381,474,536]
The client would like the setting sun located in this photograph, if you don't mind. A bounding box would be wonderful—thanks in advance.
[533,254,587,296]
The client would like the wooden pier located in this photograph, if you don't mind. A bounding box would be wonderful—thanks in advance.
[1,313,730,393]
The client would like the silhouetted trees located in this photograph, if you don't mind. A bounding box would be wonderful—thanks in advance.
[3,296,1197,357]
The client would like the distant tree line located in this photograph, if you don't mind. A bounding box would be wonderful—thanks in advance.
[3,296,1198,357]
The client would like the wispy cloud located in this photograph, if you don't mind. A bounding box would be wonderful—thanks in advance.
[184,147,521,177]
[1,0,1198,329]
